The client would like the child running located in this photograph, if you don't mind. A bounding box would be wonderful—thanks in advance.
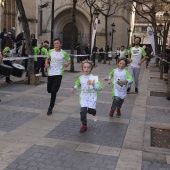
[71,60,103,133]
[108,58,133,117]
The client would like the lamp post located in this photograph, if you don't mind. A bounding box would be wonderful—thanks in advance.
[127,27,131,48]
[39,3,48,36]
[111,23,115,51]
[50,0,54,48]
[70,0,77,72]
[162,11,170,54]
[157,23,163,53]
[92,9,99,67]
[158,11,170,79]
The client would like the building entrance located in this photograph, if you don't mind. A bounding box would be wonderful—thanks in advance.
[62,22,78,50]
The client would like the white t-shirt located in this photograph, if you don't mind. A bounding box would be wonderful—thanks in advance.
[47,49,70,76]
[129,47,146,68]
[109,68,133,99]
[74,74,102,109]
[108,51,112,58]
[119,50,126,58]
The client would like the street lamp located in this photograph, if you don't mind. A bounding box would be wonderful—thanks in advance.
[50,0,54,48]
[157,11,170,79]
[39,3,49,36]
[92,9,100,66]
[111,23,115,51]
[70,0,77,72]
[163,11,170,22]
[127,27,131,48]
[93,9,100,19]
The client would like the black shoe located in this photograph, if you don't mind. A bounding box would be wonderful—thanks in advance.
[135,88,138,93]
[166,96,170,100]
[47,107,52,115]
[127,87,131,93]
[6,80,12,84]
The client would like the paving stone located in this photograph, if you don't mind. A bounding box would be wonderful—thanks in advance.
[46,117,128,148]
[0,83,34,92]
[2,95,63,110]
[143,151,166,163]
[146,96,170,107]
[146,108,170,123]
[0,109,38,132]
[142,161,170,170]
[4,145,118,170]
[33,86,72,98]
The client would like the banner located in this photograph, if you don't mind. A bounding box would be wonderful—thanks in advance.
[91,18,98,55]
[147,26,156,56]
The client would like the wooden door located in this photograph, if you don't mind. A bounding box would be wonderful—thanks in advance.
[62,22,78,49]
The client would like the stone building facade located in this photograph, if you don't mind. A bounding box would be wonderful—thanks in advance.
[0,0,134,51]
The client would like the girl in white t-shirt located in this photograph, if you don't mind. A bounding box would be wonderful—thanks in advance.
[108,58,133,117]
[71,60,103,133]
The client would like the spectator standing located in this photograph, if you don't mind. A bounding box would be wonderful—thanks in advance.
[115,47,120,64]
[15,31,24,55]
[40,42,49,77]
[0,28,7,51]
[119,46,126,59]
[2,38,14,83]
[85,44,90,60]
[76,43,81,63]
[99,47,104,62]
[1,31,12,52]
[10,27,16,42]
[32,39,40,74]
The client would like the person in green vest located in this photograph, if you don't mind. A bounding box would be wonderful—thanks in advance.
[32,39,40,74]
[2,39,14,83]
[40,42,49,77]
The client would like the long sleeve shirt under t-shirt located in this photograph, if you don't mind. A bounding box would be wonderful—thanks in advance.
[74,74,103,109]
[109,68,133,99]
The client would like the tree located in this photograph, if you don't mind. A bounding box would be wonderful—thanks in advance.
[88,0,127,64]
[84,0,97,48]
[16,0,34,84]
[126,0,170,79]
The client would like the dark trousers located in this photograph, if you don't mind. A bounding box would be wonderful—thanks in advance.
[47,75,62,108]
[3,60,13,81]
[111,96,124,110]
[41,60,45,76]
[80,107,96,125]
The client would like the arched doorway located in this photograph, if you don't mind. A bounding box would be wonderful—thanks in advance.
[62,22,78,49]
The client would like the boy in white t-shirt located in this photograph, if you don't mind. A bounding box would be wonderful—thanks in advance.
[71,60,103,133]
[45,38,70,115]
[108,58,133,117]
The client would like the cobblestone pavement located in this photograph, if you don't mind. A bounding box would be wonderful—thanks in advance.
[0,59,170,170]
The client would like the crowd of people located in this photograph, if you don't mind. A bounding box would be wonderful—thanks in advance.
[0,27,51,83]
[0,30,169,127]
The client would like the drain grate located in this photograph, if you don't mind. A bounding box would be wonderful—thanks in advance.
[151,127,170,149]
[150,91,167,97]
